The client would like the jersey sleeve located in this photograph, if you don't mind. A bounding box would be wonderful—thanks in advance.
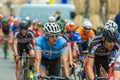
[10,24,14,32]
[34,37,42,50]
[28,30,35,38]
[13,30,20,38]
[59,36,68,54]
[114,53,120,71]
[74,32,82,43]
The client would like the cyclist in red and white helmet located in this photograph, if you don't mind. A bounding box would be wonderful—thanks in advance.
[28,19,42,37]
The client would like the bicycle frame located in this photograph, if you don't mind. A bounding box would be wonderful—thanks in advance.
[20,49,35,80]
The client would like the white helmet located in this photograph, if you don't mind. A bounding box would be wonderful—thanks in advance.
[25,16,30,21]
[43,22,61,35]
[104,20,118,30]
[48,16,56,22]
[83,20,92,28]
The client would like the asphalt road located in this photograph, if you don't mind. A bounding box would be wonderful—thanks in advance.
[0,48,16,80]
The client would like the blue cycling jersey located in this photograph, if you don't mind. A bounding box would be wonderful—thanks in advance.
[10,23,20,32]
[34,35,68,60]
[69,32,82,43]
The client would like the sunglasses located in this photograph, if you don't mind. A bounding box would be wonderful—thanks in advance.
[67,30,75,33]
[84,28,91,30]
[48,35,59,38]
[33,23,40,26]
[106,39,116,43]
[21,27,28,30]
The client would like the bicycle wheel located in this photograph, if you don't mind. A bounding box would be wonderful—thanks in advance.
[20,67,25,80]
[3,40,8,59]
[74,61,84,80]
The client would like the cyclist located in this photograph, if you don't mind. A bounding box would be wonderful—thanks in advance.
[2,17,10,38]
[113,49,120,80]
[10,18,20,44]
[24,16,31,27]
[63,22,83,67]
[2,17,10,59]
[48,16,56,22]
[0,14,3,29]
[13,21,35,80]
[28,19,42,37]
[114,13,120,33]
[86,21,120,80]
[76,20,95,51]
[34,22,73,80]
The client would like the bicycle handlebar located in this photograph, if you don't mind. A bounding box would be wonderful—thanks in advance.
[37,75,65,80]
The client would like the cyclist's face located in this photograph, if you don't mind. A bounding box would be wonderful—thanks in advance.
[67,30,75,37]
[21,30,27,36]
[84,27,91,33]
[103,38,115,50]
[47,34,58,45]
[33,25,39,30]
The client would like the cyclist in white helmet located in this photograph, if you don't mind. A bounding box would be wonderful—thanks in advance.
[34,22,73,80]
[24,16,31,27]
[48,16,56,22]
[76,20,95,52]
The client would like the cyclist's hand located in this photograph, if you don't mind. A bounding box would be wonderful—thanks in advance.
[34,73,40,80]
[70,62,77,69]
[65,76,73,80]
[15,54,20,61]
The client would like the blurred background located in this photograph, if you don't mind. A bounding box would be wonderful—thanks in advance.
[0,0,120,33]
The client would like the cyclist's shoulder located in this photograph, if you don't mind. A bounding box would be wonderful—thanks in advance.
[35,35,46,42]
[74,32,81,36]
[115,38,120,46]
[14,29,20,34]
[57,36,67,43]
[89,36,102,46]
[27,30,34,34]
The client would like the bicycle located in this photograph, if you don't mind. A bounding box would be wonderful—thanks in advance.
[3,35,8,59]
[73,50,89,80]
[20,49,35,80]
[94,58,115,80]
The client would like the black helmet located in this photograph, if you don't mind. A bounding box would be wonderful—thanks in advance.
[103,21,118,41]
[20,21,29,30]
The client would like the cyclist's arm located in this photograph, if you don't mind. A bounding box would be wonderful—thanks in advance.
[114,70,120,80]
[67,42,73,66]
[13,38,18,55]
[114,54,120,80]
[35,49,41,73]
[86,56,94,80]
[60,46,69,76]
[34,38,42,73]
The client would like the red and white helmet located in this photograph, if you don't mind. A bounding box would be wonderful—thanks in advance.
[33,19,41,26]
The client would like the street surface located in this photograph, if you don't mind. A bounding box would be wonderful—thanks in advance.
[0,48,16,80]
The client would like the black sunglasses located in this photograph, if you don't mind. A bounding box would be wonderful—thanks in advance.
[67,30,75,33]
[84,28,91,30]
[106,39,116,43]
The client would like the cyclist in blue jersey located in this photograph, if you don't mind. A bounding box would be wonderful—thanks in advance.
[114,13,120,33]
[63,22,83,66]
[34,22,73,80]
[10,18,20,44]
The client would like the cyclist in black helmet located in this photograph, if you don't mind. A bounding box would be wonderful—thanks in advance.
[86,20,120,80]
[13,20,35,80]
